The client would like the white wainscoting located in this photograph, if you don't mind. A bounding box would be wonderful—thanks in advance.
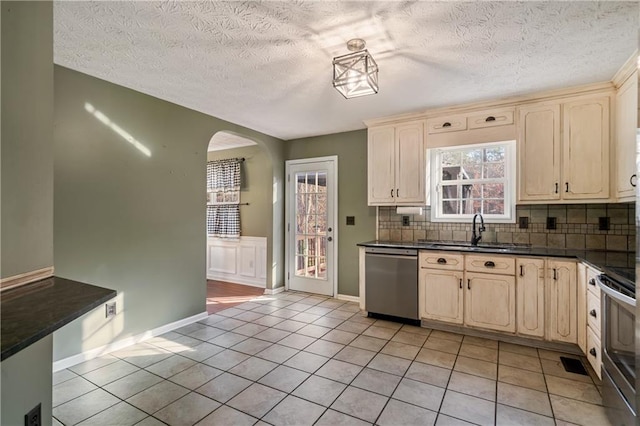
[207,236,267,288]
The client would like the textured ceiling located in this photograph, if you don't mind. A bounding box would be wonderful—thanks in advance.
[54,1,638,140]
[208,131,257,151]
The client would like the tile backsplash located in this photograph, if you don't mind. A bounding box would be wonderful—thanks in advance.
[378,203,635,251]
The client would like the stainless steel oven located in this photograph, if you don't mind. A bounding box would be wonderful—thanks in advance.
[598,272,636,426]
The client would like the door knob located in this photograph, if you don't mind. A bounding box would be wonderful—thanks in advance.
[328,227,332,232]
[327,237,333,242]
[589,348,597,357]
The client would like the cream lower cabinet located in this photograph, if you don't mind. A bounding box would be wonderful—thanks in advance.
[583,265,603,379]
[516,258,545,338]
[419,252,580,344]
[547,259,578,344]
[464,272,516,333]
[419,268,464,324]
[419,251,464,324]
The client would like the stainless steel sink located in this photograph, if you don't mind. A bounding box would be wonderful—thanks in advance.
[420,241,529,252]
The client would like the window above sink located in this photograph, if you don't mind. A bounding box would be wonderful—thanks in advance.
[428,140,516,223]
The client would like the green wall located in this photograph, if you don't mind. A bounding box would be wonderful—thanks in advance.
[53,66,285,360]
[1,335,53,426]
[286,130,376,296]
[207,145,271,238]
[1,1,53,279]
[0,3,54,424]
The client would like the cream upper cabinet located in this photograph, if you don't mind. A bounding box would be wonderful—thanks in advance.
[518,95,611,203]
[367,121,425,205]
[615,71,638,200]
[516,258,545,338]
[547,259,578,344]
[464,271,516,333]
[518,103,561,201]
[367,126,395,204]
[562,96,610,200]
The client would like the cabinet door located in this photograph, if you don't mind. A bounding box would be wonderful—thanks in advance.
[516,258,545,338]
[464,272,516,333]
[419,268,463,324]
[562,97,610,200]
[547,260,578,343]
[518,103,561,201]
[395,122,425,204]
[577,263,587,354]
[368,126,396,205]
[616,72,638,199]
[586,327,602,380]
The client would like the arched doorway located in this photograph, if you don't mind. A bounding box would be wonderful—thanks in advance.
[205,131,272,313]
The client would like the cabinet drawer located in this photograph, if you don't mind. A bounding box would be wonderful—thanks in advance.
[587,289,601,336]
[426,115,467,134]
[465,255,515,275]
[468,110,514,129]
[419,251,464,271]
[586,267,600,297]
[586,326,602,380]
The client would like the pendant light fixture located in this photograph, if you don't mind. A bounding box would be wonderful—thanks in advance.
[332,38,379,99]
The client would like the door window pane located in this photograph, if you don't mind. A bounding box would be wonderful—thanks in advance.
[293,170,329,281]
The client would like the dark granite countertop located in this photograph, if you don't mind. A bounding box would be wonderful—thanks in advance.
[358,240,635,284]
[1,276,116,361]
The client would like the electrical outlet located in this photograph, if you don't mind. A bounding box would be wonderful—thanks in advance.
[402,216,410,226]
[105,302,116,319]
[25,403,40,426]
[518,217,529,229]
[546,217,557,230]
[599,217,610,231]
[346,216,355,226]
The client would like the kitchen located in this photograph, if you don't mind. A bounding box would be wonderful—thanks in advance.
[1,0,640,426]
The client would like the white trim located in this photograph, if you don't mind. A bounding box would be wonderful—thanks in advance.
[429,140,516,223]
[612,50,638,87]
[206,236,267,288]
[364,81,614,127]
[284,156,339,297]
[1,266,55,291]
[336,294,360,303]
[264,286,285,295]
[52,311,208,372]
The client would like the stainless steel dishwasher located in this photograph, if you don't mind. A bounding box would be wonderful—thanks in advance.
[365,247,419,322]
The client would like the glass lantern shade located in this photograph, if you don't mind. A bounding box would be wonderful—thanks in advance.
[332,49,379,99]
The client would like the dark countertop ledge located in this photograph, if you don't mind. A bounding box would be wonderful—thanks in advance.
[358,240,635,283]
[1,276,116,361]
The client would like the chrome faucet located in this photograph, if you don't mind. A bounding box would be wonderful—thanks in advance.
[471,213,485,246]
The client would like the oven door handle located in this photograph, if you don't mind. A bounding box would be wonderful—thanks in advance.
[598,280,636,308]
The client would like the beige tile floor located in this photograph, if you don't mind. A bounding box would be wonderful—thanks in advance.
[53,291,611,426]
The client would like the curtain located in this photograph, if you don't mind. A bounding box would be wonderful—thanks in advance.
[206,158,242,238]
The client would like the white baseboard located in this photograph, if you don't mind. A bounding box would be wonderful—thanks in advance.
[53,311,208,372]
[206,275,266,288]
[336,294,360,303]
[264,286,285,295]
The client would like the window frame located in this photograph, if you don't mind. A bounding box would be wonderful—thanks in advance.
[428,140,516,223]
